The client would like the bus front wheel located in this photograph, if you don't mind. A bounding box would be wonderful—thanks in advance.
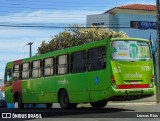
[90,100,107,108]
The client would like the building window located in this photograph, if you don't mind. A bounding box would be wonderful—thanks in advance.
[88,46,106,71]
[13,65,20,80]
[71,50,86,73]
[57,55,69,75]
[22,63,30,79]
[44,58,55,76]
[31,60,41,78]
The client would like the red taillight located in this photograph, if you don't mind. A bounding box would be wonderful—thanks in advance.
[111,76,115,83]
[151,75,154,82]
[152,75,154,79]
[111,76,117,88]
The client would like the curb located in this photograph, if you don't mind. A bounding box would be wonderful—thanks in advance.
[108,101,157,106]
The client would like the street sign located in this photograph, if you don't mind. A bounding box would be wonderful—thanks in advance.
[130,21,156,29]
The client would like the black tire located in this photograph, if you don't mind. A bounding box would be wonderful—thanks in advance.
[59,90,70,109]
[17,94,24,109]
[46,103,52,108]
[90,100,107,108]
[58,90,77,109]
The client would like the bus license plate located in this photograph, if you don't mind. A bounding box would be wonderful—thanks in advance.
[128,90,141,94]
[130,81,138,84]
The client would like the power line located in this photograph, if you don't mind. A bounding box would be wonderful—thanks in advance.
[0,15,155,21]
[0,24,130,28]
[0,22,130,26]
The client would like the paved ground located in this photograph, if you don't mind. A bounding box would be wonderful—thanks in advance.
[32,102,160,121]
[0,101,160,121]
[0,94,158,121]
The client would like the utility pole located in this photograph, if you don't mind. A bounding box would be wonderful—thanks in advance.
[156,0,160,103]
[27,42,33,57]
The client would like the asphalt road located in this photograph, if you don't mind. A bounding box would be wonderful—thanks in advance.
[0,102,160,121]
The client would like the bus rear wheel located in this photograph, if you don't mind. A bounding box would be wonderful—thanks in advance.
[90,100,107,108]
[58,90,77,109]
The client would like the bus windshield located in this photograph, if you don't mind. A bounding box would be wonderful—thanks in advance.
[111,40,151,61]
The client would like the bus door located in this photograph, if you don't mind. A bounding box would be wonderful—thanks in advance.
[87,46,107,100]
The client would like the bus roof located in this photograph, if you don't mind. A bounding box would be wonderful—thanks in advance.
[5,37,149,67]
[111,37,149,42]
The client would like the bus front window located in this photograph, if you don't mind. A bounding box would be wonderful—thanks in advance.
[111,40,151,61]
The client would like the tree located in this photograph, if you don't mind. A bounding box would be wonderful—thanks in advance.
[37,25,128,54]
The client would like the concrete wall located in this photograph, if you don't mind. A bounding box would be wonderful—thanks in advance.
[87,14,110,27]
[87,11,156,46]
[112,13,156,44]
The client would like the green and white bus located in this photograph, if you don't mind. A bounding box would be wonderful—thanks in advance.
[4,37,155,109]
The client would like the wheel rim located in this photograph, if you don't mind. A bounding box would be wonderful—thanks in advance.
[62,94,68,105]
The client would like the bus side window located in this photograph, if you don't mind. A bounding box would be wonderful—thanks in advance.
[57,54,69,75]
[13,64,20,80]
[88,46,106,71]
[31,60,42,78]
[71,50,86,73]
[22,63,30,79]
[44,57,55,76]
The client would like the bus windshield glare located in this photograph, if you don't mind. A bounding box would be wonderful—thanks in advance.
[111,40,151,61]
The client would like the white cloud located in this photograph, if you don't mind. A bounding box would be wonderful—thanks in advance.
[0,9,103,79]
[1,10,102,24]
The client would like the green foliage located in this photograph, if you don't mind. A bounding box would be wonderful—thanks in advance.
[37,25,128,54]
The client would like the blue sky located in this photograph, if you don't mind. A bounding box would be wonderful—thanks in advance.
[0,0,155,81]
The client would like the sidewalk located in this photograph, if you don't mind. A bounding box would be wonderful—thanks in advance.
[108,101,157,106]
[108,94,157,105]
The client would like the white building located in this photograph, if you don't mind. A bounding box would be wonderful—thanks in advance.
[87,4,156,45]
